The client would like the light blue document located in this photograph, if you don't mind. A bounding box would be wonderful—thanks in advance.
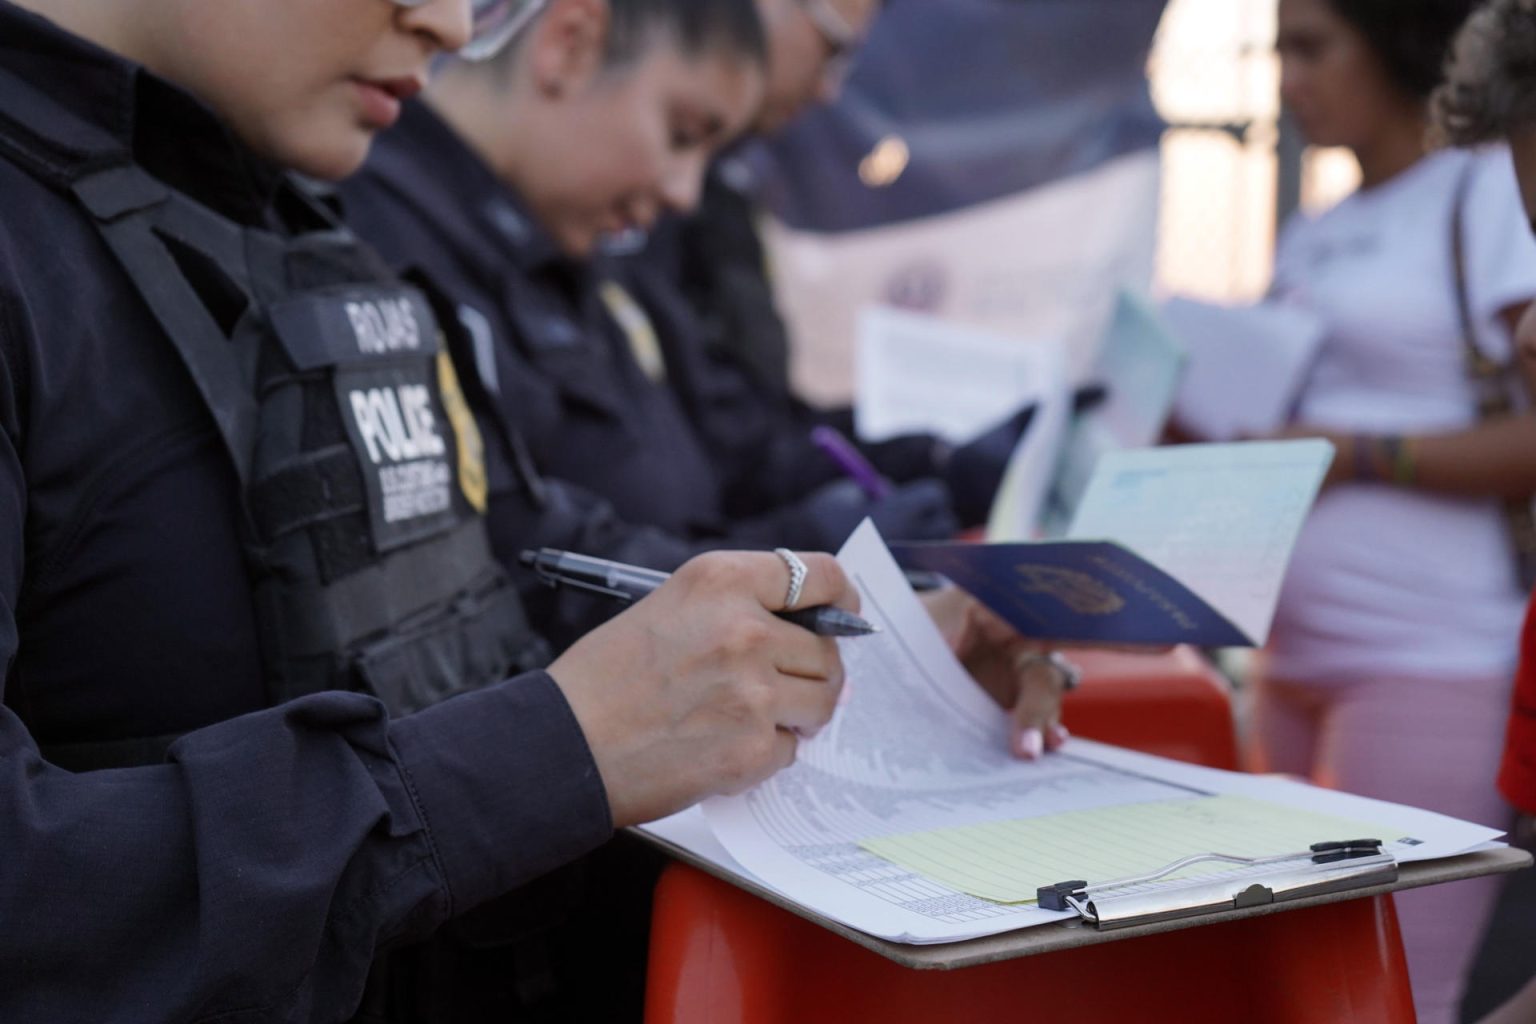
[898,440,1334,646]
[1039,290,1186,536]
[1067,440,1334,643]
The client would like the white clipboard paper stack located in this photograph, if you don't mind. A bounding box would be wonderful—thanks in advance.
[641,523,1504,947]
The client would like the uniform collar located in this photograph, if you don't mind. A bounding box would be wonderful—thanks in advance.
[366,98,581,281]
[0,0,286,226]
[710,142,764,198]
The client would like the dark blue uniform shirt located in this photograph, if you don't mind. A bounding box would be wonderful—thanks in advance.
[0,6,610,1020]
[336,101,714,648]
[649,157,958,501]
[340,102,873,564]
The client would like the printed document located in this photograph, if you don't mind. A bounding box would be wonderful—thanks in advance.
[983,359,1071,542]
[1162,297,1325,442]
[853,305,1066,445]
[1037,290,1186,536]
[1066,440,1332,643]
[900,440,1334,646]
[641,522,1502,944]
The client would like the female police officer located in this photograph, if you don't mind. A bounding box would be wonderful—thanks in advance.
[0,0,861,1019]
[341,0,962,582]
[340,0,1073,761]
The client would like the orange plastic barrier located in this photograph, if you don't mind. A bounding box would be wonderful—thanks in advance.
[1064,646,1240,769]
[645,863,1416,1024]
[644,650,1408,1023]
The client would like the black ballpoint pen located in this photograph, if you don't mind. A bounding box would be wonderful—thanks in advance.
[518,548,881,638]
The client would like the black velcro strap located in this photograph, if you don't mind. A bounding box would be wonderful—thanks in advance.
[71,164,169,221]
[74,177,260,489]
[354,581,548,714]
[276,518,500,657]
[250,445,367,540]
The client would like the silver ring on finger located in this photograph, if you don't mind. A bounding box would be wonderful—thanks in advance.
[1018,651,1082,691]
[774,548,808,611]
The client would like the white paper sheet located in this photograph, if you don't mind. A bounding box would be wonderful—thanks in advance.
[1065,440,1334,644]
[853,305,1065,445]
[1038,290,1187,536]
[1162,298,1325,442]
[648,521,1501,945]
[984,347,1071,542]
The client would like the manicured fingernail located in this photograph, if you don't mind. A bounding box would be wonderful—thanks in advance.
[1050,724,1070,746]
[1018,727,1044,760]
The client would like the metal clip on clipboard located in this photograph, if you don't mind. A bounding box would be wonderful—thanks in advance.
[1036,839,1396,930]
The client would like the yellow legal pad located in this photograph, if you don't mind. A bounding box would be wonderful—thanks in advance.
[860,794,1388,905]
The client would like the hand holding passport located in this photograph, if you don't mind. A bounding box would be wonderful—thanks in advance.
[894,440,1334,648]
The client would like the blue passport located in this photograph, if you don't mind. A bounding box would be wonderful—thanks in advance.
[892,540,1252,647]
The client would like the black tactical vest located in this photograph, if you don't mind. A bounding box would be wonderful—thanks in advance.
[0,68,548,770]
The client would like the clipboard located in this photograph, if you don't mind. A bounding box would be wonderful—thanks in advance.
[1036,839,1397,931]
[638,820,1528,970]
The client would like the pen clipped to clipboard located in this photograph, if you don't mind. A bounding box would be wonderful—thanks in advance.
[1037,839,1397,930]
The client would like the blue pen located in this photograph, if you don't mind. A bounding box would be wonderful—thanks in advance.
[810,425,892,501]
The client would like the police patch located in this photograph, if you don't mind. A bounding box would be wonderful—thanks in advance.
[337,360,461,550]
[437,349,488,514]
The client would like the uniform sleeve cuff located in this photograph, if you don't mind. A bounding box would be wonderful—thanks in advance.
[388,670,614,915]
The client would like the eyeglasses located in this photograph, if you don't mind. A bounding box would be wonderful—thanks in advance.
[798,0,863,84]
[391,0,549,62]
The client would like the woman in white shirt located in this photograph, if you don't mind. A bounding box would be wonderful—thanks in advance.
[1257,1,1536,1021]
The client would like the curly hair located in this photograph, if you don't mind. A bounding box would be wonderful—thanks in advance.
[1432,0,1536,144]
[1326,0,1480,100]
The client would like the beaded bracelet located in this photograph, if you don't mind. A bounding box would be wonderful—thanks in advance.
[1351,433,1375,481]
[1380,435,1417,486]
[1349,434,1416,486]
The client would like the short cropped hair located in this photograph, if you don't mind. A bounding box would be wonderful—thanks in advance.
[605,0,767,69]
[460,0,766,84]
[1433,0,1536,144]
[1326,0,1480,100]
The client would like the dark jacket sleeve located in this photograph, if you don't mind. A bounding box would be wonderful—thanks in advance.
[616,263,846,514]
[0,281,611,1024]
[672,166,796,404]
[487,470,700,652]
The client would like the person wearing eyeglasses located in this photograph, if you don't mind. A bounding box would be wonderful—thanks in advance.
[341,0,977,626]
[0,1,891,1021]
[637,0,1013,528]
[662,0,876,403]
[339,0,1078,740]
[755,0,873,135]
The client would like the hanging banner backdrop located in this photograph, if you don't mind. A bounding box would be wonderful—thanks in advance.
[750,0,1172,406]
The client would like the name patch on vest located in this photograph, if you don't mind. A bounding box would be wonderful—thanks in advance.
[271,286,437,370]
[347,296,424,356]
[270,285,472,550]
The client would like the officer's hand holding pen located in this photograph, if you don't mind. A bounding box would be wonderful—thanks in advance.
[540,549,859,828]
[520,549,880,638]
